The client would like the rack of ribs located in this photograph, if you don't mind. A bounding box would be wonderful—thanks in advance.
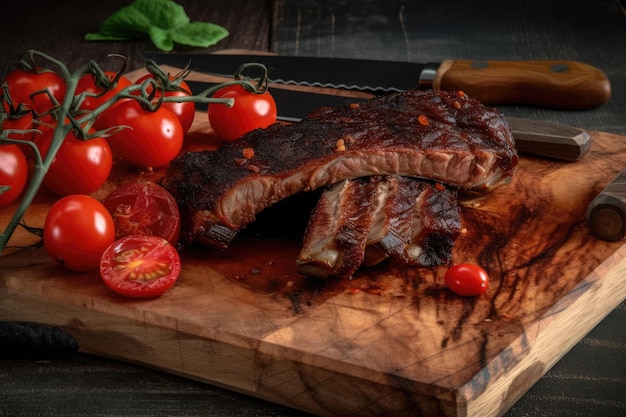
[160,88,517,276]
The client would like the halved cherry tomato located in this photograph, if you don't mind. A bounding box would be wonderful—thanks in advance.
[208,84,277,142]
[4,67,66,114]
[134,74,195,133]
[96,100,183,168]
[76,71,132,111]
[43,195,115,272]
[444,263,490,296]
[0,144,28,207]
[101,181,181,245]
[99,235,181,298]
[36,127,113,196]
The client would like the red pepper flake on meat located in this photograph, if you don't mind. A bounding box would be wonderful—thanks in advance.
[349,103,360,109]
[453,100,462,109]
[242,147,255,159]
[435,182,445,191]
[335,138,346,152]
[418,114,429,126]
[456,90,466,98]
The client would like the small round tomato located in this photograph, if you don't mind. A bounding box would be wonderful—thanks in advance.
[444,263,490,296]
[0,144,28,207]
[102,181,181,245]
[43,195,116,272]
[208,84,277,142]
[134,74,195,133]
[97,100,184,168]
[76,71,132,111]
[100,235,181,298]
[4,67,66,114]
[36,127,113,196]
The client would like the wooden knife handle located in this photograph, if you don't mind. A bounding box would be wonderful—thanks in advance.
[434,60,611,109]
[505,117,591,162]
[586,168,626,241]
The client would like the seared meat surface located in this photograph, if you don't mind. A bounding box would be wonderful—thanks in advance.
[161,89,517,250]
[297,176,461,279]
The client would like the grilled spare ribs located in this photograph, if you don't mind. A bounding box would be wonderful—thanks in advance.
[297,176,461,280]
[161,89,517,252]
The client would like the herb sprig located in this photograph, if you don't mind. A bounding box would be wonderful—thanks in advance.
[85,0,229,51]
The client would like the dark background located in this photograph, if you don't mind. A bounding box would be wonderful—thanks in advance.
[1,1,625,416]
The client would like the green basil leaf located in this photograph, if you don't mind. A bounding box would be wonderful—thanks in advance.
[84,33,133,42]
[169,22,230,48]
[124,0,190,31]
[85,0,228,51]
[147,27,176,52]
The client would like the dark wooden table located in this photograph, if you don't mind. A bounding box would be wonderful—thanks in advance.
[1,1,624,416]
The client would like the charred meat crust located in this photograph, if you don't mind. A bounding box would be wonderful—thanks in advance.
[161,89,517,247]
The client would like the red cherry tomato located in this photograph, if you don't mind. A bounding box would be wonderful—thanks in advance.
[444,263,490,296]
[76,71,132,111]
[101,181,181,245]
[99,235,181,298]
[43,195,116,272]
[96,100,183,168]
[208,84,277,142]
[134,74,195,133]
[36,127,113,196]
[0,144,28,207]
[4,67,66,114]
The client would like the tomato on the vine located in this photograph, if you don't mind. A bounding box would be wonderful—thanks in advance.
[134,74,195,133]
[96,100,183,168]
[101,181,181,245]
[100,234,181,298]
[43,195,115,272]
[444,263,490,296]
[208,84,277,142]
[0,144,28,207]
[3,67,66,114]
[76,71,132,111]
[36,127,113,196]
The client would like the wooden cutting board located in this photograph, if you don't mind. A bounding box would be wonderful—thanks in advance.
[1,97,625,416]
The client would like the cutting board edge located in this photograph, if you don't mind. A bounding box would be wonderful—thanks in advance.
[1,241,624,417]
[460,244,626,416]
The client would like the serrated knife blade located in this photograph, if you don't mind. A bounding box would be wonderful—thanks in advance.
[142,52,611,110]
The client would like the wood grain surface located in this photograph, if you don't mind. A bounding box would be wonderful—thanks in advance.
[1,1,625,417]
[1,112,625,416]
[272,0,626,136]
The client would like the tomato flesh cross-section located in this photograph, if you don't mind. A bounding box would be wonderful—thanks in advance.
[100,235,181,298]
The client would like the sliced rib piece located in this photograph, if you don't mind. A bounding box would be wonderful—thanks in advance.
[296,177,382,279]
[297,176,461,279]
[161,89,517,249]
[364,176,461,268]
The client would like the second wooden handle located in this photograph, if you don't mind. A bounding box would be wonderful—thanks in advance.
[434,60,611,109]
[587,168,626,241]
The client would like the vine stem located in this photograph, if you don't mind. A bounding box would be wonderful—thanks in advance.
[0,52,270,256]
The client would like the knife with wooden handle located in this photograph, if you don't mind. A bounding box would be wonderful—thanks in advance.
[143,52,612,110]
[587,168,626,241]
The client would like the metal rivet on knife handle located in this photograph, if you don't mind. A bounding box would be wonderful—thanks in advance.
[417,63,440,89]
[586,168,626,241]
[433,60,611,109]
